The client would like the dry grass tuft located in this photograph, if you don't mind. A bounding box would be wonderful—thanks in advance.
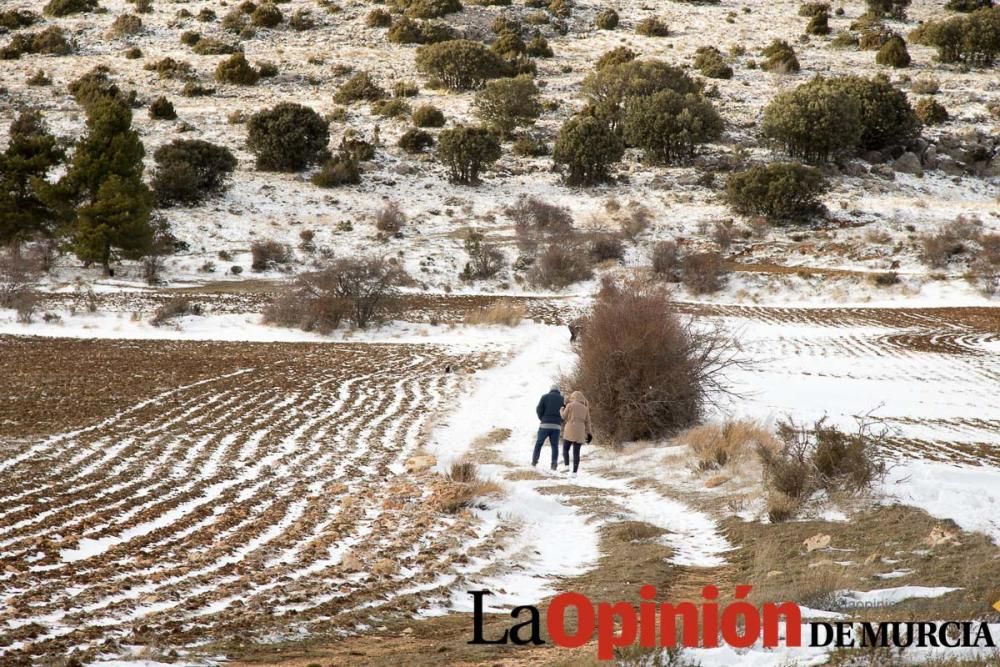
[434,460,505,513]
[464,301,525,326]
[614,521,665,543]
[679,419,779,471]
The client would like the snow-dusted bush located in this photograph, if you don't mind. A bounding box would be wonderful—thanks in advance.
[311,153,361,187]
[334,71,386,104]
[805,11,831,35]
[415,39,508,90]
[44,0,98,18]
[2,26,74,59]
[622,90,724,164]
[866,0,910,19]
[214,52,260,85]
[914,97,948,125]
[582,59,699,128]
[461,230,505,280]
[761,39,800,73]
[397,128,434,153]
[265,256,408,330]
[152,139,237,207]
[246,103,330,172]
[875,35,910,66]
[914,7,1000,66]
[528,242,593,289]
[552,115,623,186]
[250,2,283,27]
[681,251,728,294]
[635,16,669,37]
[412,104,446,127]
[404,0,463,19]
[147,96,176,120]
[725,163,828,223]
[694,47,733,79]
[594,8,618,29]
[474,74,541,137]
[367,8,392,27]
[436,125,501,184]
[107,14,143,39]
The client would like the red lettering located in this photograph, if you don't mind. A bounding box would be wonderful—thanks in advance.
[763,601,802,647]
[597,602,638,660]
[547,592,594,648]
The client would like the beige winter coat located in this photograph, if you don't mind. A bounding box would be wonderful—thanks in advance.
[560,396,592,444]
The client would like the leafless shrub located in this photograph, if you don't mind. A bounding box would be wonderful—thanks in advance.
[142,255,165,285]
[588,233,625,262]
[299,229,316,252]
[919,216,982,268]
[375,201,406,234]
[150,297,204,326]
[969,232,1000,295]
[250,239,292,272]
[461,229,505,281]
[0,249,41,310]
[748,216,770,239]
[528,242,594,289]
[11,289,40,324]
[619,203,653,241]
[264,256,408,330]
[710,219,734,251]
[568,279,740,443]
[759,416,888,522]
[682,251,728,294]
[508,195,573,250]
[651,240,681,280]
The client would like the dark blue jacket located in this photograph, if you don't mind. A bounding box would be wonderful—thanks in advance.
[536,390,564,425]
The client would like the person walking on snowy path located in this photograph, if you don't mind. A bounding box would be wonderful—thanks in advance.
[560,391,592,476]
[532,384,563,470]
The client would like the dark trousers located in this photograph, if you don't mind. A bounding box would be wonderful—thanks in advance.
[532,428,560,468]
[563,441,582,472]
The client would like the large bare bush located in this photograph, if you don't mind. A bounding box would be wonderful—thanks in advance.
[264,256,408,331]
[0,250,42,322]
[568,280,739,443]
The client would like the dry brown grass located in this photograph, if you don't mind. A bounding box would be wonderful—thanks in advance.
[678,419,779,471]
[463,301,525,326]
[435,460,505,513]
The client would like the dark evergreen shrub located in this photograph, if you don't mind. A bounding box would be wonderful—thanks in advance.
[148,96,177,120]
[415,39,508,90]
[725,163,828,222]
[413,104,446,127]
[552,114,623,185]
[152,139,237,206]
[247,103,330,171]
[436,125,502,183]
[215,52,260,85]
[398,128,435,153]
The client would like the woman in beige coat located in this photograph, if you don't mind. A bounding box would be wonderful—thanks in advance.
[559,391,592,475]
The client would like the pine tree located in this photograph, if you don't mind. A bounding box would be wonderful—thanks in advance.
[74,175,154,269]
[54,99,154,273]
[0,110,65,247]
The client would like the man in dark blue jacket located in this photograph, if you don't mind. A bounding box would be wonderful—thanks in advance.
[532,384,564,470]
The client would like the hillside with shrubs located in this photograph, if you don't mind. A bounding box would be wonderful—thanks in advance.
[0,0,997,304]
